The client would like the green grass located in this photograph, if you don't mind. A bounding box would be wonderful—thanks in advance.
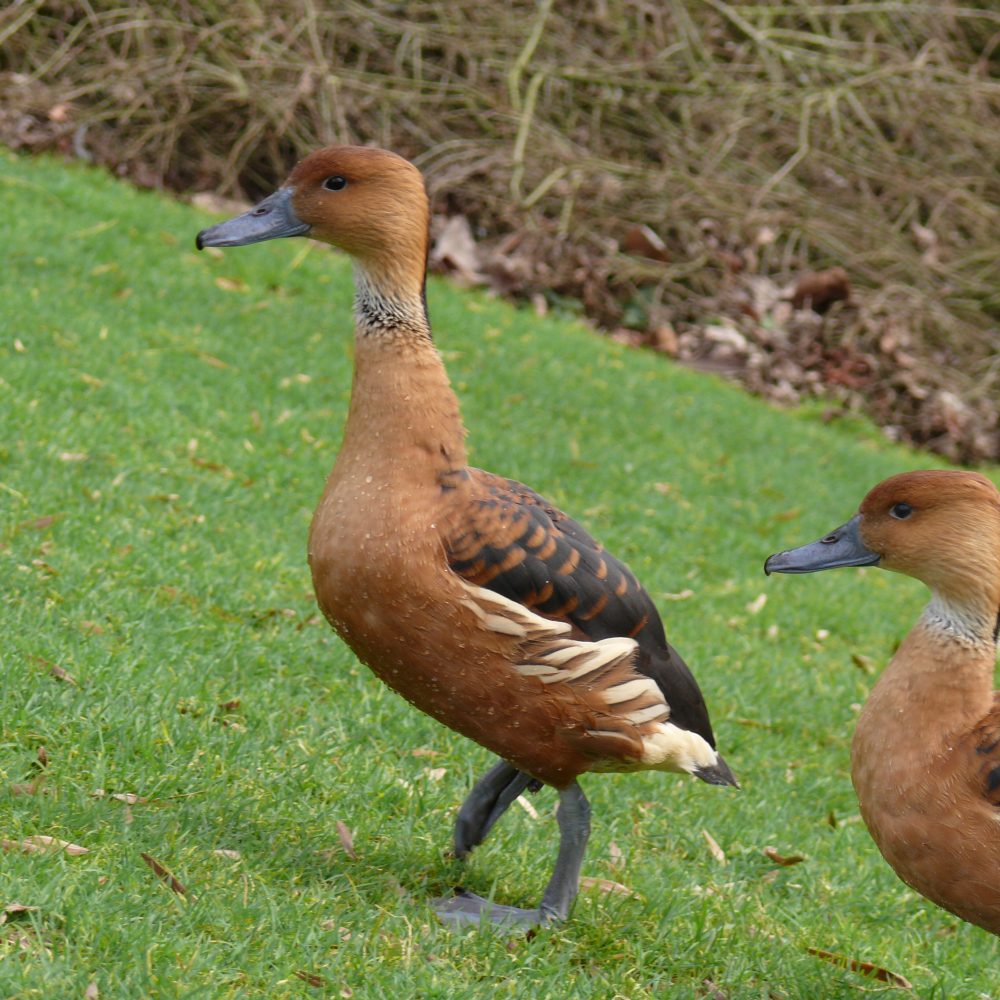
[1,150,997,999]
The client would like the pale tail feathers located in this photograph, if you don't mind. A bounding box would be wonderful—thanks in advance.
[457,580,724,777]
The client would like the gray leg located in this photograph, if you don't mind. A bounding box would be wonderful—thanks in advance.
[539,782,590,922]
[454,759,536,859]
[434,781,591,930]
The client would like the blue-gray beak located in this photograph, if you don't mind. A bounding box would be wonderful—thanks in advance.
[196,188,310,249]
[765,514,880,575]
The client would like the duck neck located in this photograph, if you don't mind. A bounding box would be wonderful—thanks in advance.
[337,264,467,479]
[920,588,1000,650]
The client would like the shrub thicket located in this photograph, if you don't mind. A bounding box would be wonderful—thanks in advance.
[2,1,998,459]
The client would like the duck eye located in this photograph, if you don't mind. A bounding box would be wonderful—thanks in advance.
[323,175,347,192]
[890,502,913,520]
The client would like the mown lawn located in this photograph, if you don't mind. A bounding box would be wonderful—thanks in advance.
[1,150,996,999]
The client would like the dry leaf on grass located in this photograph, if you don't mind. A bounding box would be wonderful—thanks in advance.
[198,353,229,369]
[47,663,77,684]
[851,653,875,674]
[29,655,78,685]
[336,821,356,860]
[579,876,642,899]
[214,275,248,292]
[140,853,189,898]
[661,588,694,601]
[701,978,729,1000]
[1,836,89,855]
[773,508,801,523]
[702,829,726,864]
[294,970,326,988]
[212,849,242,860]
[0,921,52,960]
[18,514,59,530]
[84,982,99,999]
[515,794,539,819]
[1,904,38,924]
[409,747,441,758]
[763,846,805,867]
[9,781,41,796]
[806,948,912,989]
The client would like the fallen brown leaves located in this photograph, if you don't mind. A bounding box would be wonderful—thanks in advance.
[700,979,729,1000]
[5,3,1000,467]
[28,655,77,685]
[1,904,38,923]
[140,853,189,898]
[0,903,52,960]
[429,214,998,465]
[1,836,89,855]
[294,969,326,988]
[335,821,356,860]
[578,876,642,900]
[763,846,805,867]
[701,829,726,865]
[9,745,48,797]
[807,947,913,990]
[16,514,61,531]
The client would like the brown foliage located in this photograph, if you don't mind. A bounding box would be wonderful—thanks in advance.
[2,1,998,460]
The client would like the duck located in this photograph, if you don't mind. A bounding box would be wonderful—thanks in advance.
[765,469,1000,936]
[195,145,736,929]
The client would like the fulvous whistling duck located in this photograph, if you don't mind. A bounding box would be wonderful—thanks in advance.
[196,145,736,928]
[766,469,1000,936]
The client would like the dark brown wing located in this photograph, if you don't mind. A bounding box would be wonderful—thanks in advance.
[441,468,717,747]
[973,693,1000,809]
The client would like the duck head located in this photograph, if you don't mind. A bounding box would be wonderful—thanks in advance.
[766,470,1000,617]
[196,145,430,299]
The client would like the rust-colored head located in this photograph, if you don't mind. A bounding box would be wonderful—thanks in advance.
[285,146,428,267]
[767,469,1000,608]
[197,145,430,296]
[856,470,1000,594]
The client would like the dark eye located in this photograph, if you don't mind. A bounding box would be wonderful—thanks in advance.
[323,175,347,192]
[890,502,913,520]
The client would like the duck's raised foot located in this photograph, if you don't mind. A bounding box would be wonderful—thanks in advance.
[433,889,553,930]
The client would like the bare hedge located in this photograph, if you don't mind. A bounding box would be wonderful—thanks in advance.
[3,1,998,459]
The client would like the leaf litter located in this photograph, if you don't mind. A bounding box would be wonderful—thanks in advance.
[806,947,913,990]
[140,853,190,898]
[1,836,89,855]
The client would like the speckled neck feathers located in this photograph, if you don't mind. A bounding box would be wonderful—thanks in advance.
[338,277,467,480]
[354,267,430,341]
[920,593,1000,650]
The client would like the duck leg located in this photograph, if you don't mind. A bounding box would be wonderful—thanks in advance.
[453,758,540,859]
[435,781,591,929]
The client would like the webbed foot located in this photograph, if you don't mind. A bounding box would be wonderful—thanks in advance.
[434,781,590,931]
[433,889,550,929]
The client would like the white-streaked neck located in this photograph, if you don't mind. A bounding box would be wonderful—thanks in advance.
[920,592,999,650]
[353,264,429,339]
